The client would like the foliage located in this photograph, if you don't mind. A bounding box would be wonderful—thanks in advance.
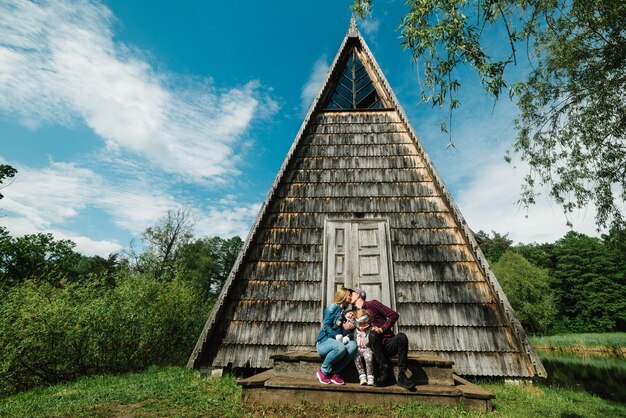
[353,0,626,229]
[2,367,626,418]
[0,274,207,396]
[492,251,556,334]
[0,164,17,200]
[134,208,196,281]
[177,236,243,302]
[0,226,120,291]
[513,241,555,270]
[550,231,626,333]
[476,230,513,263]
[530,332,626,351]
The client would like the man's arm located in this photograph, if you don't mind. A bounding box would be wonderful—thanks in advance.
[368,300,399,332]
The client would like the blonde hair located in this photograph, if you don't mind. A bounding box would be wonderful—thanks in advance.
[355,309,369,321]
[334,288,351,305]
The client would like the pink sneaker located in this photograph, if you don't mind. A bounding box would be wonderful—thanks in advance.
[316,369,331,384]
[330,373,345,385]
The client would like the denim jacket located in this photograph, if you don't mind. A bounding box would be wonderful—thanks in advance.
[316,303,343,343]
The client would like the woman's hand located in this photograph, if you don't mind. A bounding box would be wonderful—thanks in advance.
[372,326,383,334]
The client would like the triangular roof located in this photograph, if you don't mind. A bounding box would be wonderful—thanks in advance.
[188,17,546,378]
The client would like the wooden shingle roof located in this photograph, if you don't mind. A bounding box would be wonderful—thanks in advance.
[188,17,546,378]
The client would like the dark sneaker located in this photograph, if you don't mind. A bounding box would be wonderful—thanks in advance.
[374,369,395,387]
[330,373,345,385]
[397,372,415,389]
[316,368,331,384]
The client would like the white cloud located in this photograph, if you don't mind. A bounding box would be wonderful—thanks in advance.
[1,161,178,234]
[301,55,330,113]
[195,202,262,239]
[0,159,261,255]
[456,159,602,244]
[360,19,380,37]
[1,215,122,257]
[0,0,275,182]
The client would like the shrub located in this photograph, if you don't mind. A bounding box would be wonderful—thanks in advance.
[0,273,208,396]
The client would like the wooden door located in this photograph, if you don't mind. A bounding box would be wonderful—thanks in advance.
[323,219,395,311]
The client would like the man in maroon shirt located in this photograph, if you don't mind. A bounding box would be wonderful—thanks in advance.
[349,288,415,389]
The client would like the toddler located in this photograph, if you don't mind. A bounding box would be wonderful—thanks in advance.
[353,309,375,385]
[335,309,356,344]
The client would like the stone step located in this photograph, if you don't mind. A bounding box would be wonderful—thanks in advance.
[238,369,494,411]
[270,350,455,386]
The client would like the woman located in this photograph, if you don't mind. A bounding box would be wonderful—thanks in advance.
[315,288,358,385]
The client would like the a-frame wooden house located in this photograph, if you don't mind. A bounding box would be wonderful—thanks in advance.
[188,17,546,379]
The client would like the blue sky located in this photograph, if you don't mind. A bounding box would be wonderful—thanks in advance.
[0,0,600,256]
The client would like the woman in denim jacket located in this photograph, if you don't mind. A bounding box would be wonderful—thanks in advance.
[315,288,358,385]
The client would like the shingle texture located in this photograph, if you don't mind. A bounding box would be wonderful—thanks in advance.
[189,25,545,378]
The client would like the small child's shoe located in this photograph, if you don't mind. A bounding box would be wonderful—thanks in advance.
[359,374,367,385]
[367,375,375,386]
[342,336,350,344]
[335,334,343,342]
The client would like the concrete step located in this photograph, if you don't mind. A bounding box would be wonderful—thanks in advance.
[238,369,494,411]
[270,350,455,386]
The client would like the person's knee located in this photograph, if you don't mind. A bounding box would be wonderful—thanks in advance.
[397,333,408,347]
[335,343,347,356]
[369,332,380,345]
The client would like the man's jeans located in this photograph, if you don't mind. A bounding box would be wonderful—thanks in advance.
[316,338,357,375]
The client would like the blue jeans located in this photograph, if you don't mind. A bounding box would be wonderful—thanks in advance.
[316,339,357,375]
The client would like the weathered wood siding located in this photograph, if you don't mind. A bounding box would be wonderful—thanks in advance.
[201,111,534,376]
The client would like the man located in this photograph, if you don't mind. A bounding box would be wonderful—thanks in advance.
[349,288,415,389]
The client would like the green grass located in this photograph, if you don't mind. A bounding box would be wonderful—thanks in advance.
[1,366,625,418]
[531,333,626,352]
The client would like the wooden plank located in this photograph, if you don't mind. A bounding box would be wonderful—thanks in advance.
[278,182,437,198]
[392,261,483,282]
[391,228,465,245]
[391,244,473,262]
[395,282,494,303]
[402,326,519,352]
[240,260,322,281]
[238,369,274,388]
[291,155,425,169]
[283,168,433,183]
[238,280,322,301]
[427,351,535,377]
[396,302,504,327]
[270,196,448,213]
[305,133,413,146]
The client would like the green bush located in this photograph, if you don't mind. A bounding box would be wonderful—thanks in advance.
[492,251,556,334]
[0,274,208,396]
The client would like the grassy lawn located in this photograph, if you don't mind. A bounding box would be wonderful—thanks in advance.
[531,333,626,354]
[1,366,625,418]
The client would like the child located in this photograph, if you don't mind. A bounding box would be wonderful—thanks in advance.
[353,309,375,385]
[335,309,356,344]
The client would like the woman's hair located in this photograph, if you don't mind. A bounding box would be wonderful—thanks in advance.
[334,288,352,305]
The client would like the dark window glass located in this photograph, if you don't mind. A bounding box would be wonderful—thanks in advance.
[324,48,383,110]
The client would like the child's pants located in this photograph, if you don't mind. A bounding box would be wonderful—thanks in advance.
[354,347,374,377]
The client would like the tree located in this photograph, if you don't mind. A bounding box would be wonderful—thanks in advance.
[492,251,556,334]
[177,236,243,302]
[0,164,17,201]
[475,230,513,263]
[139,208,195,281]
[551,231,626,332]
[353,0,626,230]
[0,227,120,290]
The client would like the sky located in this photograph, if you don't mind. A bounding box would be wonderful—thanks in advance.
[0,0,602,256]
